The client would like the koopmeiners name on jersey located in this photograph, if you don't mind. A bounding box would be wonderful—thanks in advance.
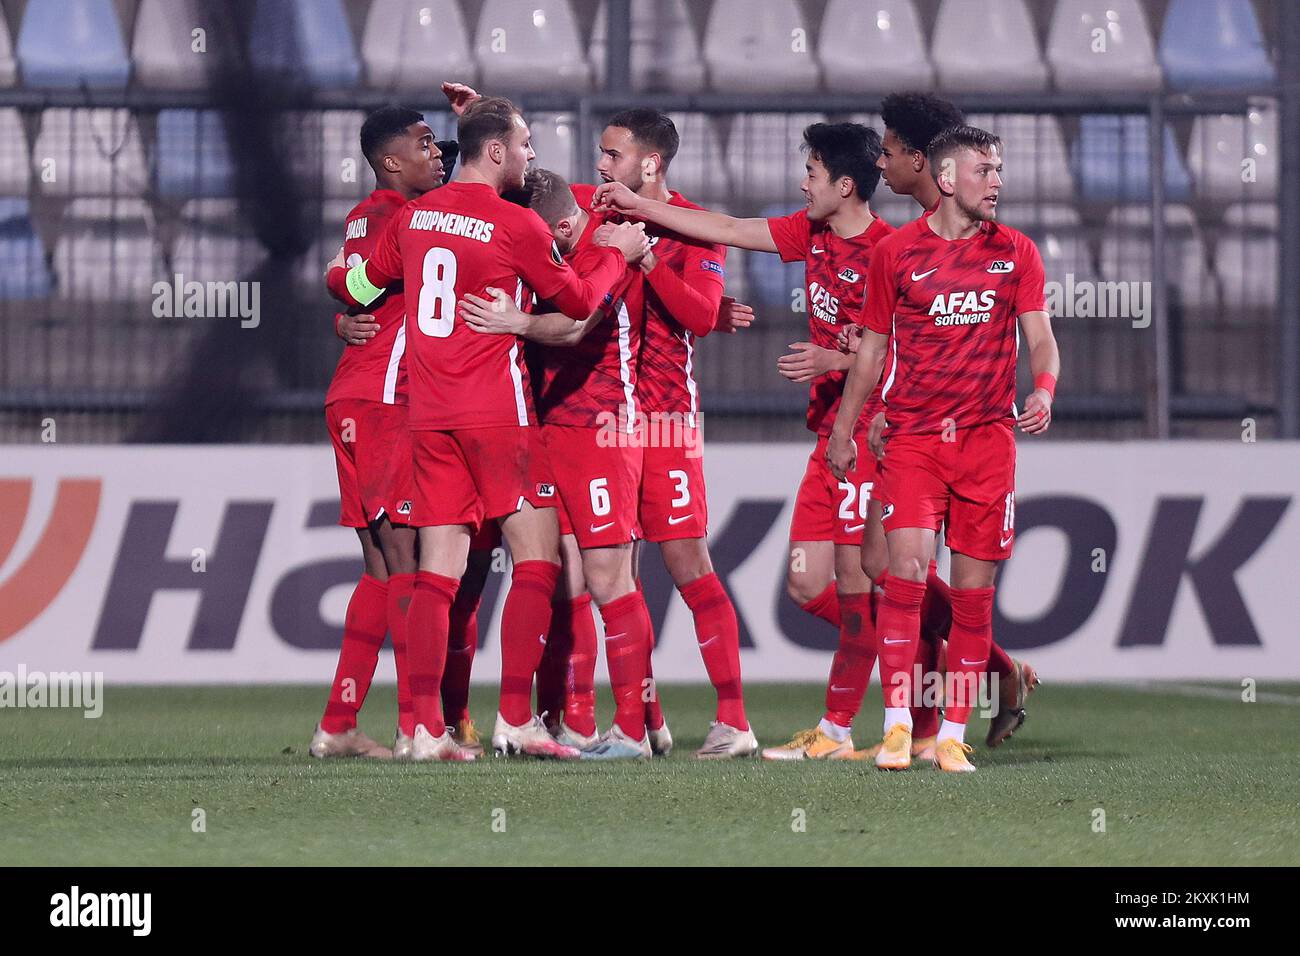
[410,209,496,243]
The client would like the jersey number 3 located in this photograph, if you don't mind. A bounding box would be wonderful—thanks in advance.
[417,247,457,338]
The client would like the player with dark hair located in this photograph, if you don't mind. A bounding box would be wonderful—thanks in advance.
[595,121,892,761]
[328,96,650,761]
[828,125,1060,772]
[877,92,966,209]
[587,107,760,758]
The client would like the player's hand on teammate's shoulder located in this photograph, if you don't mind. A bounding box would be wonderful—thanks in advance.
[1017,387,1053,434]
[778,341,844,383]
[336,312,380,346]
[459,287,527,336]
[868,411,887,460]
[441,80,481,116]
[592,181,643,216]
[717,296,755,334]
[837,322,863,354]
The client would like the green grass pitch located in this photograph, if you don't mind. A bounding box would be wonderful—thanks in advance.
[2,682,1296,866]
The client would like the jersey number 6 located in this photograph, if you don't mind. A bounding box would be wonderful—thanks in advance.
[417,247,457,338]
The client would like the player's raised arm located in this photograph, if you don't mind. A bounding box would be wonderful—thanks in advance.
[515,215,645,320]
[593,181,779,254]
[458,287,605,346]
[640,239,727,336]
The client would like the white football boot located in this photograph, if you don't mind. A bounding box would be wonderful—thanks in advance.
[392,727,413,761]
[491,713,582,759]
[410,724,475,762]
[552,718,600,751]
[648,720,674,757]
[695,721,759,759]
[580,724,652,761]
[309,726,392,759]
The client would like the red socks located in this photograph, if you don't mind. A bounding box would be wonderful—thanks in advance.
[406,571,459,736]
[564,594,599,736]
[875,575,926,710]
[441,574,482,726]
[801,582,841,627]
[823,589,875,729]
[321,574,389,733]
[536,597,572,726]
[910,632,942,738]
[599,591,652,739]
[387,573,416,737]
[680,573,748,730]
[988,637,1015,679]
[945,587,995,724]
[497,560,560,726]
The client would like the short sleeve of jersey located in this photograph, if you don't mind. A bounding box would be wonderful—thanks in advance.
[510,207,587,302]
[366,204,407,285]
[862,238,899,335]
[1011,231,1047,316]
[765,210,812,263]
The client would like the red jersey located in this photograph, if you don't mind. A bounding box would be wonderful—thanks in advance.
[862,215,1046,436]
[621,190,727,428]
[337,181,625,431]
[325,189,408,406]
[768,209,894,435]
[535,195,643,429]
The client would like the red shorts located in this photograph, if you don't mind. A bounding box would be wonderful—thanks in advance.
[543,424,643,549]
[639,426,707,542]
[880,421,1017,561]
[326,399,414,528]
[789,433,881,546]
[410,425,556,529]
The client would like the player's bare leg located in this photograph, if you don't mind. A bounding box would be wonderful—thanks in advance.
[540,533,600,748]
[491,503,579,759]
[658,537,756,758]
[930,552,998,772]
[786,538,839,626]
[871,527,936,770]
[402,524,475,761]
[311,524,396,759]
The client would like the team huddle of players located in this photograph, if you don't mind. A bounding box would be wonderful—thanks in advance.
[310,82,1060,771]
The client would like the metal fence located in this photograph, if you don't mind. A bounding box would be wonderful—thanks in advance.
[0,0,1295,443]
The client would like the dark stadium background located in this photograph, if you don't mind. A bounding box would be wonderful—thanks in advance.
[0,0,1293,444]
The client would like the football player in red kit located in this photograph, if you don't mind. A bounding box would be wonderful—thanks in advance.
[328,97,648,761]
[596,123,892,762]
[311,106,468,760]
[829,125,1060,772]
[589,109,758,759]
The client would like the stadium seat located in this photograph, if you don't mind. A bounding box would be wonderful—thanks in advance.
[704,0,820,93]
[33,109,149,197]
[821,0,931,91]
[0,6,16,86]
[1214,232,1277,311]
[172,200,268,284]
[279,111,370,201]
[16,0,130,87]
[1099,205,1216,310]
[591,0,705,92]
[727,113,827,206]
[0,200,53,299]
[1047,0,1162,91]
[1072,115,1192,202]
[248,0,360,88]
[156,111,235,199]
[1187,108,1279,201]
[965,114,1075,202]
[53,199,164,303]
[362,0,477,90]
[1221,202,1277,230]
[932,0,1048,92]
[132,0,228,89]
[662,113,730,206]
[473,0,592,92]
[527,112,579,185]
[0,110,29,195]
[1159,0,1274,90]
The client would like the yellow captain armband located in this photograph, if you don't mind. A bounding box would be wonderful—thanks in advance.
[345,262,384,306]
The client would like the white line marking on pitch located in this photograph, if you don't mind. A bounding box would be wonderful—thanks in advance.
[1123,682,1300,706]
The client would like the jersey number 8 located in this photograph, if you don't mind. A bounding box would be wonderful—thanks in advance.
[417,247,457,338]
